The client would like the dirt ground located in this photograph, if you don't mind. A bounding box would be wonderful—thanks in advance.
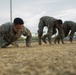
[0,41,76,75]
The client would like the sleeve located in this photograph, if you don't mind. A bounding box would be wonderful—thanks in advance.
[0,25,5,35]
[22,26,32,47]
[0,23,12,43]
[11,41,18,47]
[69,27,75,43]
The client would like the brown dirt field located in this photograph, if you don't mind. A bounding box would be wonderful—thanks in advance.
[0,41,76,75]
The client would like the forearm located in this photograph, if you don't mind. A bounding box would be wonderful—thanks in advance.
[11,41,18,47]
[23,27,32,46]
[26,35,32,47]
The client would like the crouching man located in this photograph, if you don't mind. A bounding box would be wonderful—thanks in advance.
[38,16,63,45]
[0,17,32,48]
[54,21,76,44]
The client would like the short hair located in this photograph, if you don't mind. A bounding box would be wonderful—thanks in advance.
[13,17,24,25]
[57,19,63,24]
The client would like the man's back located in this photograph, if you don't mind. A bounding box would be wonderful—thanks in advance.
[63,21,76,30]
[40,16,56,26]
[0,22,12,34]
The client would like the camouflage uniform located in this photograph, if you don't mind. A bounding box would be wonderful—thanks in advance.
[0,22,32,48]
[38,16,57,45]
[55,21,76,43]
[54,27,65,44]
[42,28,57,44]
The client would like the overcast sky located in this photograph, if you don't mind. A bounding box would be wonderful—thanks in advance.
[0,0,76,35]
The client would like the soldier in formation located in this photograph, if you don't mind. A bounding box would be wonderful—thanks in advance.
[0,17,32,48]
[38,16,64,45]
[54,21,76,44]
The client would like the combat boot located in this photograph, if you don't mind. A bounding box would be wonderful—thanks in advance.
[38,39,42,45]
[42,37,47,44]
[42,34,48,44]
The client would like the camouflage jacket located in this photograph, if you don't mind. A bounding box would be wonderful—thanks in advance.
[0,22,32,47]
[40,16,57,28]
[62,21,76,42]
[63,21,76,30]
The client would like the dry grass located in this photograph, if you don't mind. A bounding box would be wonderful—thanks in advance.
[0,41,76,75]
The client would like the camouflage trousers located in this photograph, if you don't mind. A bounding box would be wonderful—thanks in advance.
[54,35,64,44]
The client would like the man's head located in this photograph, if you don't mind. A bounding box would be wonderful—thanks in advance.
[13,17,24,33]
[56,19,63,29]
